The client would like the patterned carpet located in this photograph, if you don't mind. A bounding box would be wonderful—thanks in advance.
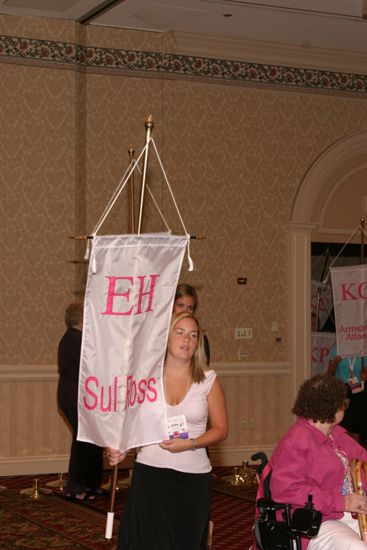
[0,489,116,549]
[0,470,256,549]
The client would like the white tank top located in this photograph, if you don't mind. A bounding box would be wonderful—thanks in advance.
[136,369,216,474]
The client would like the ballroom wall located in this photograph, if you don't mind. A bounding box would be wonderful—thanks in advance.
[0,14,366,474]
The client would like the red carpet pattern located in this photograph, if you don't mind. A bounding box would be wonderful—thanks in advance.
[0,471,255,549]
[211,491,254,549]
[0,490,117,549]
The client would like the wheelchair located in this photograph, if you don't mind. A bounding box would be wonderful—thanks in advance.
[251,452,323,550]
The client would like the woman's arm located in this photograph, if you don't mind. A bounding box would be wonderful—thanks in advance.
[197,377,228,447]
[328,355,341,376]
[159,377,228,453]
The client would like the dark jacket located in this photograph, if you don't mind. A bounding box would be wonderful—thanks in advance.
[57,327,82,410]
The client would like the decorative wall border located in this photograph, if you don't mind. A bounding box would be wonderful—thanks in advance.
[0,34,366,94]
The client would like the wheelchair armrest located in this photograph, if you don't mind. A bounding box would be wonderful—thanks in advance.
[257,497,290,513]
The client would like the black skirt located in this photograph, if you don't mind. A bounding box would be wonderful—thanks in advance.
[117,462,211,550]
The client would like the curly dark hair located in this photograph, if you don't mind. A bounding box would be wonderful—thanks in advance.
[292,374,347,423]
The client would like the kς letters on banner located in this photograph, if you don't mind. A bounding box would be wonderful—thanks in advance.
[77,234,189,452]
[330,265,367,358]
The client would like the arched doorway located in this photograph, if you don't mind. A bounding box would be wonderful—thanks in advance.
[289,130,367,396]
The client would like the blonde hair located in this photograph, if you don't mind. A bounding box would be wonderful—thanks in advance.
[168,311,207,383]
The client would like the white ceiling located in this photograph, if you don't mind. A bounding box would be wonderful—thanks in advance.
[1,0,367,54]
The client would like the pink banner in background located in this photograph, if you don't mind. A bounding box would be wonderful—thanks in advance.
[331,264,367,358]
[77,233,188,452]
[311,332,336,375]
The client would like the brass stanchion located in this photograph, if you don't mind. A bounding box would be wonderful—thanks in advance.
[137,114,154,235]
[239,460,258,486]
[224,466,242,486]
[361,215,365,264]
[360,216,365,376]
[222,461,257,487]
[20,478,52,499]
[45,472,67,491]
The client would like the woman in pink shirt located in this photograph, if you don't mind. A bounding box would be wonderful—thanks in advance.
[270,374,367,549]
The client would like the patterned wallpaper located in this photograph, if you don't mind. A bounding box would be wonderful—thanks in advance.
[0,15,367,365]
[0,61,76,364]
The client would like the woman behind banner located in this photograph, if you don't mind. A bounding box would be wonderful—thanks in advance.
[173,283,211,365]
[107,311,228,550]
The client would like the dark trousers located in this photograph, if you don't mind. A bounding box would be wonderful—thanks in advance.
[117,463,210,550]
[61,405,103,495]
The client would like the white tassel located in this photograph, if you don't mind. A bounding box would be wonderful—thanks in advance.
[84,239,91,261]
[187,239,195,272]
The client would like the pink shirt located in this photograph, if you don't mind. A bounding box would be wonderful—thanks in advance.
[269,418,367,548]
[136,369,216,474]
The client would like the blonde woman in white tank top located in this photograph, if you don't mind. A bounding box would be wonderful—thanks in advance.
[108,312,228,550]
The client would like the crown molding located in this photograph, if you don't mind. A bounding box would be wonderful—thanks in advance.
[171,31,367,75]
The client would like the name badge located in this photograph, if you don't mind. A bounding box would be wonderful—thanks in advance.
[167,414,189,439]
[348,377,363,394]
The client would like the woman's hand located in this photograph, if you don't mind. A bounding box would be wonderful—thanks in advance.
[159,438,193,453]
[344,493,367,514]
[106,448,127,466]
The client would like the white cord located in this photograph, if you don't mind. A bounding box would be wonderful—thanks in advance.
[150,138,194,270]
[86,135,194,271]
[150,138,190,237]
[92,141,150,236]
[131,160,171,233]
[322,223,367,283]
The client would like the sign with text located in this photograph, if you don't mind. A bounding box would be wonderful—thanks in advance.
[311,332,336,375]
[331,264,367,358]
[77,233,188,451]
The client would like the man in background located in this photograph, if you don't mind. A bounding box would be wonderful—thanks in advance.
[57,302,104,501]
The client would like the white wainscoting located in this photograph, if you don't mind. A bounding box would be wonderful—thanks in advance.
[212,362,292,465]
[0,362,291,475]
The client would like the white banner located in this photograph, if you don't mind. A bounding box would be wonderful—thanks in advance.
[77,233,188,451]
[311,279,333,330]
[331,264,367,358]
[311,332,336,375]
